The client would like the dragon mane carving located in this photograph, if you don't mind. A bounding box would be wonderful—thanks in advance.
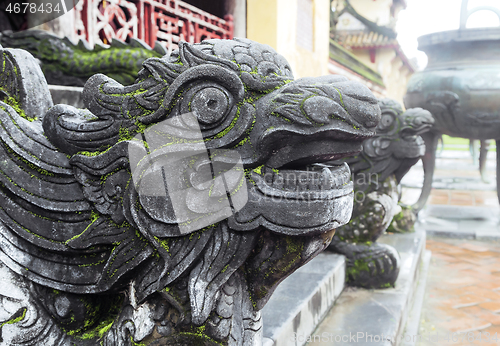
[0,30,166,86]
[0,38,380,345]
[327,98,433,288]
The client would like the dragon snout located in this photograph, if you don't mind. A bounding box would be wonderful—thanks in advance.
[301,93,379,130]
[402,108,434,135]
[266,78,380,133]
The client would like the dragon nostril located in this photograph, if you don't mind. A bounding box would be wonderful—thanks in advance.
[303,96,343,124]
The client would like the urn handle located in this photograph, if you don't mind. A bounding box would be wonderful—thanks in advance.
[460,0,500,29]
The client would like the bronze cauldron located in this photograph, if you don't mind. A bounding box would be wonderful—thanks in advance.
[404,1,500,210]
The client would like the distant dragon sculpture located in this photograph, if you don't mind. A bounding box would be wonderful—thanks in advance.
[327,98,433,288]
[0,38,380,345]
[0,30,166,86]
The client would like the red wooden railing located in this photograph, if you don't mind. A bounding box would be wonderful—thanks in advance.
[74,0,233,51]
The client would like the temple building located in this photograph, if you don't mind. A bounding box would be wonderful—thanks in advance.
[0,0,413,99]
[329,0,414,103]
[0,0,331,79]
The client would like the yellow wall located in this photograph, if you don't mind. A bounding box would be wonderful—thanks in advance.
[246,0,278,48]
[348,48,410,104]
[247,0,330,79]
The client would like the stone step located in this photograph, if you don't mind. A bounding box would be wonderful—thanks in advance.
[262,252,346,346]
[420,205,500,240]
[304,226,428,346]
[400,249,432,346]
[49,85,84,108]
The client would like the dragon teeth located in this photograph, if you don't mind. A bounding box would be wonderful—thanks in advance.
[262,164,350,191]
[319,167,333,190]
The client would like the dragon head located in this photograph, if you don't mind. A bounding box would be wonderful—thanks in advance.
[347,98,434,187]
[1,39,380,344]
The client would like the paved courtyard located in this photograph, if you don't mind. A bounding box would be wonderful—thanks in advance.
[418,237,500,345]
[403,145,500,345]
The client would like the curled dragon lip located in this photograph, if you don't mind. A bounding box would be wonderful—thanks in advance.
[228,161,354,236]
[251,162,352,200]
[400,122,433,138]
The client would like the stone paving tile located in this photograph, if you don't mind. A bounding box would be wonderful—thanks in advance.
[458,270,500,283]
[449,199,475,207]
[478,302,500,313]
[476,282,500,291]
[480,324,500,336]
[440,247,475,255]
[432,253,462,262]
[458,287,500,301]
[442,294,491,309]
[431,287,475,298]
[442,262,475,271]
[461,257,500,266]
[417,237,500,346]
[459,306,500,325]
[463,251,500,259]
[469,325,500,345]
[459,244,491,252]
[445,276,482,287]
[436,305,482,320]
[438,318,491,334]
[434,169,483,178]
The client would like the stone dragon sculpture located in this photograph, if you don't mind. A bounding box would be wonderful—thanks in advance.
[0,30,166,86]
[327,98,433,288]
[0,38,380,345]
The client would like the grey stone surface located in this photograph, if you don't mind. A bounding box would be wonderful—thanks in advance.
[49,85,84,108]
[307,227,427,346]
[422,220,472,239]
[400,250,432,346]
[0,39,381,345]
[417,206,500,240]
[262,253,346,346]
[423,205,499,220]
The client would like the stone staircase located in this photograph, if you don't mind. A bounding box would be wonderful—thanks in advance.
[262,226,430,346]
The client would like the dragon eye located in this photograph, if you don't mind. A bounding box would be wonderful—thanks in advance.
[380,114,394,128]
[190,87,230,125]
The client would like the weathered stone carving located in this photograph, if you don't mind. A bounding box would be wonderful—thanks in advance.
[327,98,433,288]
[0,38,380,345]
[0,30,166,86]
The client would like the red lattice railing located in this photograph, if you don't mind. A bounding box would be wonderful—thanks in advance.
[74,0,233,52]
